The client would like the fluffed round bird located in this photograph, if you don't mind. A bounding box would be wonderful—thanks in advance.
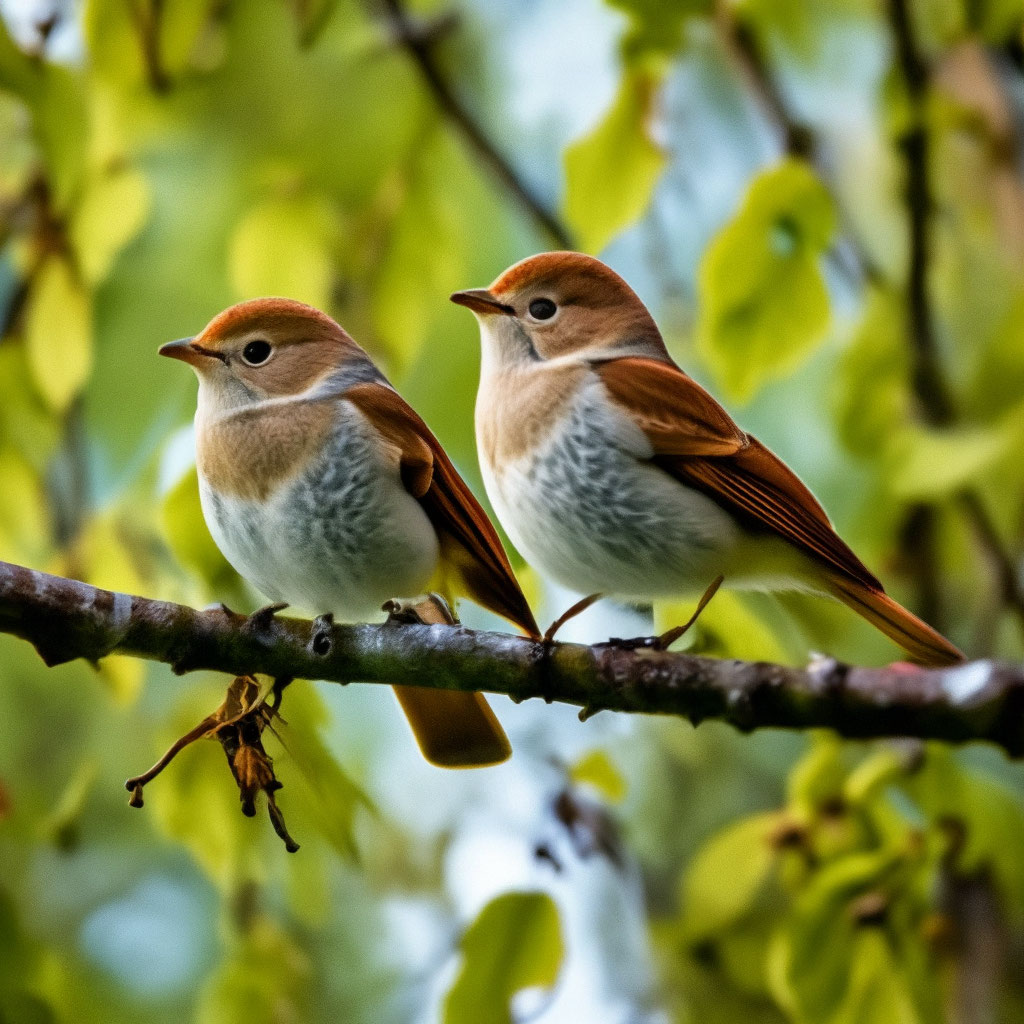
[451,252,964,667]
[160,298,539,767]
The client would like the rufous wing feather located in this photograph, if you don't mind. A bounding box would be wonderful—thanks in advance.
[344,381,539,768]
[596,358,964,666]
[597,356,747,456]
[346,381,539,638]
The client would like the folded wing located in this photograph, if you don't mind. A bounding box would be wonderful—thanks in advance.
[346,381,540,638]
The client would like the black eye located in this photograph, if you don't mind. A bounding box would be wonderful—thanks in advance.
[242,339,272,365]
[528,297,557,321]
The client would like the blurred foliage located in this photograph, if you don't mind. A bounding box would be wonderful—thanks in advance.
[1,0,1024,1022]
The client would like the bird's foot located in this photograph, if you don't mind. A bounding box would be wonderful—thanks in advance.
[543,593,603,644]
[597,575,724,652]
[383,594,459,627]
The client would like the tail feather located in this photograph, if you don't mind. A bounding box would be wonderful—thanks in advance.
[393,686,511,768]
[829,576,965,667]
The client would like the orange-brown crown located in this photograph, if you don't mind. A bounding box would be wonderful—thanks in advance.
[197,297,347,347]
[489,251,646,309]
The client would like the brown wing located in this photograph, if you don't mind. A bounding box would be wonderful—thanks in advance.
[346,382,540,638]
[597,356,747,456]
[595,358,881,591]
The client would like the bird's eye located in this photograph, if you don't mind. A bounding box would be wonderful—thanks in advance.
[241,339,272,366]
[528,297,557,321]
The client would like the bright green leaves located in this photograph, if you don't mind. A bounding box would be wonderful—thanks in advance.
[563,67,668,254]
[24,255,93,413]
[229,194,337,309]
[670,737,1024,1024]
[698,158,837,402]
[443,892,564,1024]
[681,812,781,940]
[70,165,151,285]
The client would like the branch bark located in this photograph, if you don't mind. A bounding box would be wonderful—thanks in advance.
[3,559,1024,754]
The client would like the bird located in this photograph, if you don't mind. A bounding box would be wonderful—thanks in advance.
[451,251,964,667]
[159,297,539,768]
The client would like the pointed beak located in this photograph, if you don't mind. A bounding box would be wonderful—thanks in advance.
[158,337,224,368]
[449,289,515,317]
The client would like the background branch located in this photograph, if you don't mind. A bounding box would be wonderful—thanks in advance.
[379,0,574,249]
[3,559,1024,755]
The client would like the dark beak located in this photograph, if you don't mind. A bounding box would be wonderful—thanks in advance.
[449,289,515,316]
[158,337,224,367]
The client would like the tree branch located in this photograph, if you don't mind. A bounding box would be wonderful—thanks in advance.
[378,0,574,249]
[3,559,1024,754]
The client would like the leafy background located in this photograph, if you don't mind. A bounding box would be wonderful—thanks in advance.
[2,0,1024,1021]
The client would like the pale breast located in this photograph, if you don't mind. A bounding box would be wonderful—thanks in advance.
[480,372,741,600]
[200,400,439,620]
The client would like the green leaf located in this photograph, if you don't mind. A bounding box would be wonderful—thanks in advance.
[569,749,627,803]
[829,928,921,1024]
[697,158,836,402]
[70,166,152,285]
[768,848,899,1022]
[0,19,41,100]
[269,685,371,862]
[229,194,337,309]
[833,290,912,460]
[563,66,668,254]
[787,734,846,820]
[32,67,89,213]
[604,0,708,57]
[197,916,312,1024]
[443,892,564,1024]
[908,747,1024,923]
[888,421,1020,500]
[161,465,239,594]
[681,812,781,939]
[24,255,93,413]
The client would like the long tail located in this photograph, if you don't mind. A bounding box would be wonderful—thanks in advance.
[393,687,511,768]
[828,576,965,667]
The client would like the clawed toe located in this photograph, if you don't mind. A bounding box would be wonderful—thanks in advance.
[597,575,724,652]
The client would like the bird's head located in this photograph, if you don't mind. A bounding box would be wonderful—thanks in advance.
[450,252,665,371]
[159,298,365,412]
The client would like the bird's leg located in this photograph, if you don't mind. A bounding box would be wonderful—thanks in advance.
[543,593,603,644]
[598,575,724,652]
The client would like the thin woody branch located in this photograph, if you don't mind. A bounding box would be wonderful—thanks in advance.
[379,0,574,249]
[2,559,1024,754]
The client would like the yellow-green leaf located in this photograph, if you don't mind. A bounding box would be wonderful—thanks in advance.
[228,194,336,308]
[698,158,836,402]
[24,256,93,413]
[443,892,564,1024]
[888,421,1020,500]
[570,749,627,803]
[161,465,239,594]
[563,67,668,254]
[70,166,151,285]
[681,812,781,940]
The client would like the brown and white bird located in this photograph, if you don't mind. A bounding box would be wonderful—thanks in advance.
[452,251,964,667]
[160,298,539,767]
